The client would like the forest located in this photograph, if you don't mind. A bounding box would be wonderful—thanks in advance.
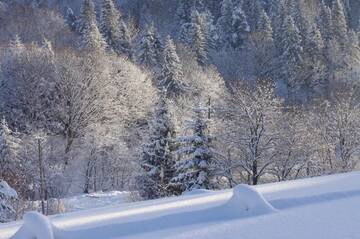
[0,0,359,222]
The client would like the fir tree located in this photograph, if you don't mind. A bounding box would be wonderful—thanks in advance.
[65,7,78,32]
[257,9,273,42]
[217,0,234,47]
[241,0,263,31]
[135,24,163,69]
[0,180,17,223]
[78,0,107,51]
[138,93,177,199]
[278,15,304,101]
[171,105,214,192]
[158,36,187,98]
[332,0,348,46]
[231,4,250,49]
[317,0,333,44]
[100,0,132,57]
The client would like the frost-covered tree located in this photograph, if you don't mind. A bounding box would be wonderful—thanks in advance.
[135,23,163,69]
[221,81,283,185]
[65,7,78,32]
[230,4,250,49]
[217,0,234,47]
[158,36,187,98]
[0,119,21,182]
[100,0,132,57]
[78,0,107,51]
[0,180,17,223]
[317,1,333,44]
[332,0,348,46]
[277,15,304,101]
[171,104,214,192]
[241,0,263,31]
[138,93,176,199]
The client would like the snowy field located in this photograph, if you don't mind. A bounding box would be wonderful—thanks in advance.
[1,172,360,239]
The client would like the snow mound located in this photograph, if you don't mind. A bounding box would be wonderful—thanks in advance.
[182,189,212,196]
[225,184,276,214]
[11,212,55,239]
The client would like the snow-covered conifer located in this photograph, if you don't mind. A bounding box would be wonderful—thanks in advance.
[78,0,107,51]
[0,180,17,223]
[135,23,163,69]
[138,93,177,199]
[158,36,187,98]
[231,4,250,49]
[65,7,78,32]
[171,104,214,192]
[332,0,348,46]
[100,0,132,57]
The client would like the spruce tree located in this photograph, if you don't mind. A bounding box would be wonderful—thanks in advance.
[135,24,163,69]
[217,0,234,48]
[159,36,187,98]
[78,0,107,51]
[0,180,17,223]
[278,15,304,101]
[100,0,132,57]
[65,7,78,32]
[138,93,176,199]
[241,0,263,31]
[171,104,214,192]
[231,4,250,49]
[317,0,333,44]
[332,0,348,46]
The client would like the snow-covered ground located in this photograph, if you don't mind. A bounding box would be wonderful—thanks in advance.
[1,172,360,239]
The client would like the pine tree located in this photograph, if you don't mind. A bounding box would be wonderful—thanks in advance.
[241,0,263,31]
[257,9,273,42]
[158,36,187,98]
[138,94,177,199]
[217,0,234,47]
[317,0,333,44]
[177,0,195,25]
[171,105,214,192]
[65,7,78,32]
[231,4,250,49]
[135,24,163,69]
[0,180,17,223]
[332,0,348,46]
[78,0,107,51]
[100,0,132,57]
[278,15,304,101]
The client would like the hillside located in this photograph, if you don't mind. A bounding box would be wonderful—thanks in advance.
[1,172,360,239]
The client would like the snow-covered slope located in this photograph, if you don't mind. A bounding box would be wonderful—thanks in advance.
[1,172,360,239]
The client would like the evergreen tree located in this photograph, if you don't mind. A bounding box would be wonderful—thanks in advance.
[317,0,333,44]
[177,0,196,25]
[65,7,78,32]
[217,0,234,47]
[278,15,304,101]
[171,105,214,192]
[231,4,250,49]
[241,0,263,31]
[0,180,17,223]
[257,8,273,42]
[332,0,348,46]
[135,24,163,69]
[138,94,177,199]
[158,36,187,98]
[100,0,132,57]
[78,0,107,51]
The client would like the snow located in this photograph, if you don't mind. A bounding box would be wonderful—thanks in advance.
[11,212,55,239]
[62,191,131,212]
[0,181,17,199]
[1,172,360,239]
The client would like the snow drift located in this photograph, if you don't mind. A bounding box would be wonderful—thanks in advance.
[225,184,276,213]
[11,212,55,239]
